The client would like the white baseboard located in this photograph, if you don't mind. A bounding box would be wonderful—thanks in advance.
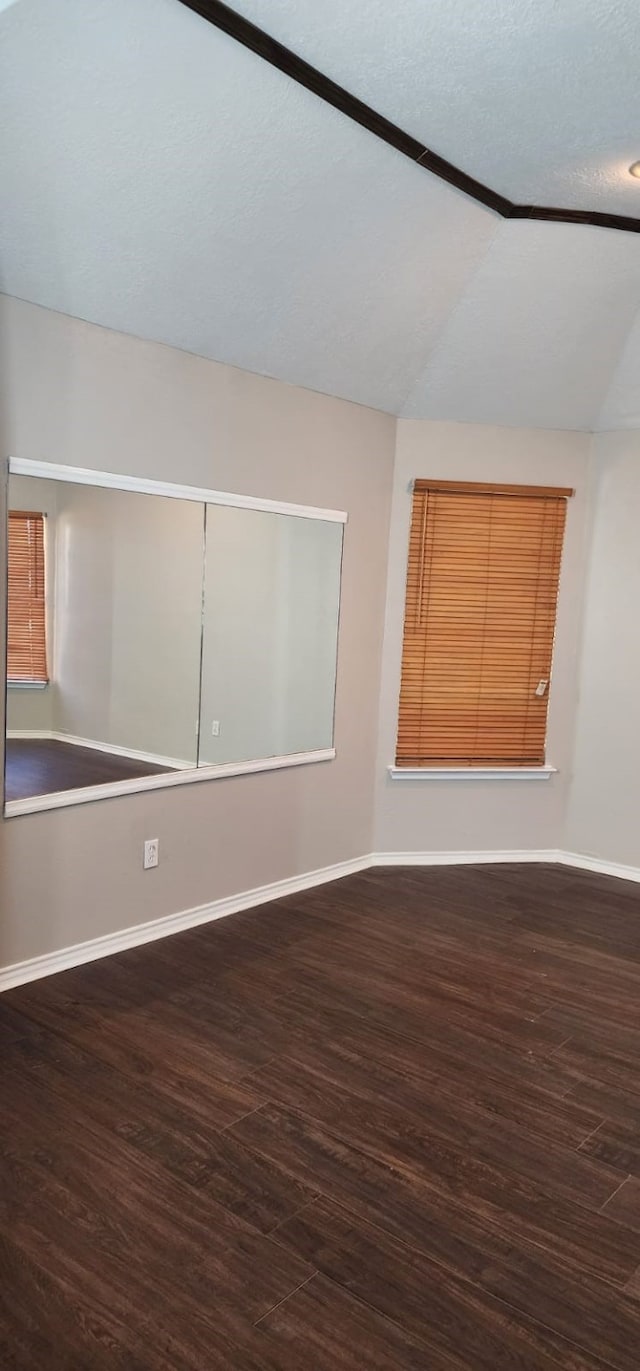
[557,850,640,884]
[7,729,54,740]
[7,729,192,771]
[0,854,371,992]
[371,849,560,866]
[3,844,639,993]
[372,848,640,881]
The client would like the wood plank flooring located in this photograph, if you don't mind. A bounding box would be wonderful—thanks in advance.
[3,863,640,1367]
[4,738,175,802]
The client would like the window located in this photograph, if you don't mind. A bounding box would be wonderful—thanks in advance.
[396,480,572,768]
[7,510,48,684]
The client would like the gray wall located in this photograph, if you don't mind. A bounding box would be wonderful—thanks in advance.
[565,432,640,866]
[0,294,394,968]
[374,419,594,855]
[3,295,617,977]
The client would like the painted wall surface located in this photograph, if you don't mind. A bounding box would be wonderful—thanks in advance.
[374,420,593,855]
[5,474,57,734]
[565,432,640,866]
[0,295,394,967]
[52,482,203,764]
[198,505,342,767]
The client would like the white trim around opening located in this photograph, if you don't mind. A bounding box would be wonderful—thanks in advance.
[4,747,337,817]
[7,458,348,525]
[388,765,557,781]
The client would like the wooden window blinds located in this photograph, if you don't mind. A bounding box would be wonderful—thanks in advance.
[396,480,572,767]
[7,510,48,684]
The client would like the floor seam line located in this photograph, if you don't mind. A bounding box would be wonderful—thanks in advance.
[575,1118,608,1152]
[219,1103,266,1135]
[296,1229,628,1371]
[324,1183,632,1292]
[599,1173,632,1213]
[253,1271,317,1327]
[268,1196,320,1238]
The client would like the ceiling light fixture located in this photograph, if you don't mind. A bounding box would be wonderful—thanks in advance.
[629,162,640,179]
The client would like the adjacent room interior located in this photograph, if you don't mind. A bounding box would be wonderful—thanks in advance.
[2,1,640,1367]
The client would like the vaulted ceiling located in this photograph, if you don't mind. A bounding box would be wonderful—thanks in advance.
[2,0,640,430]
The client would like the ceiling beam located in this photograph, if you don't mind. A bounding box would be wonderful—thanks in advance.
[177,0,640,236]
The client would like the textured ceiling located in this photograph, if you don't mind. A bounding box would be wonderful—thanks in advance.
[404,221,640,430]
[1,0,639,432]
[230,0,640,217]
[596,309,640,432]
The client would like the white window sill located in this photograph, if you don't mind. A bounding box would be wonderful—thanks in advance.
[388,765,557,782]
[7,681,49,690]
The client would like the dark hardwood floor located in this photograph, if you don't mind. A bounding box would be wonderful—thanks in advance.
[4,738,174,802]
[3,863,640,1367]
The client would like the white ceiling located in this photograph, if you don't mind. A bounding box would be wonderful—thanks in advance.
[1,0,639,432]
[231,0,640,216]
[404,220,640,430]
[595,309,640,432]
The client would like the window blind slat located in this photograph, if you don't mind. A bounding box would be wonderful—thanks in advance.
[396,486,568,767]
[7,511,48,684]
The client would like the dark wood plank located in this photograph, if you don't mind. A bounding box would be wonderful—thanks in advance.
[0,1221,294,1371]
[255,1273,460,1371]
[476,1228,640,1370]
[276,1199,618,1370]
[8,1031,316,1234]
[242,1054,620,1210]
[246,1010,603,1149]
[0,1232,155,1371]
[1,1027,311,1235]
[0,999,44,1044]
[4,863,640,1367]
[229,1102,640,1285]
[0,1089,315,1370]
[580,1119,640,1178]
[5,1018,262,1129]
[1,993,275,1122]
[569,1077,640,1130]
[266,966,578,1100]
[289,932,562,1043]
[600,1177,640,1231]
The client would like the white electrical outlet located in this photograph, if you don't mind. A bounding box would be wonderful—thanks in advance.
[211,720,220,736]
[143,838,159,870]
